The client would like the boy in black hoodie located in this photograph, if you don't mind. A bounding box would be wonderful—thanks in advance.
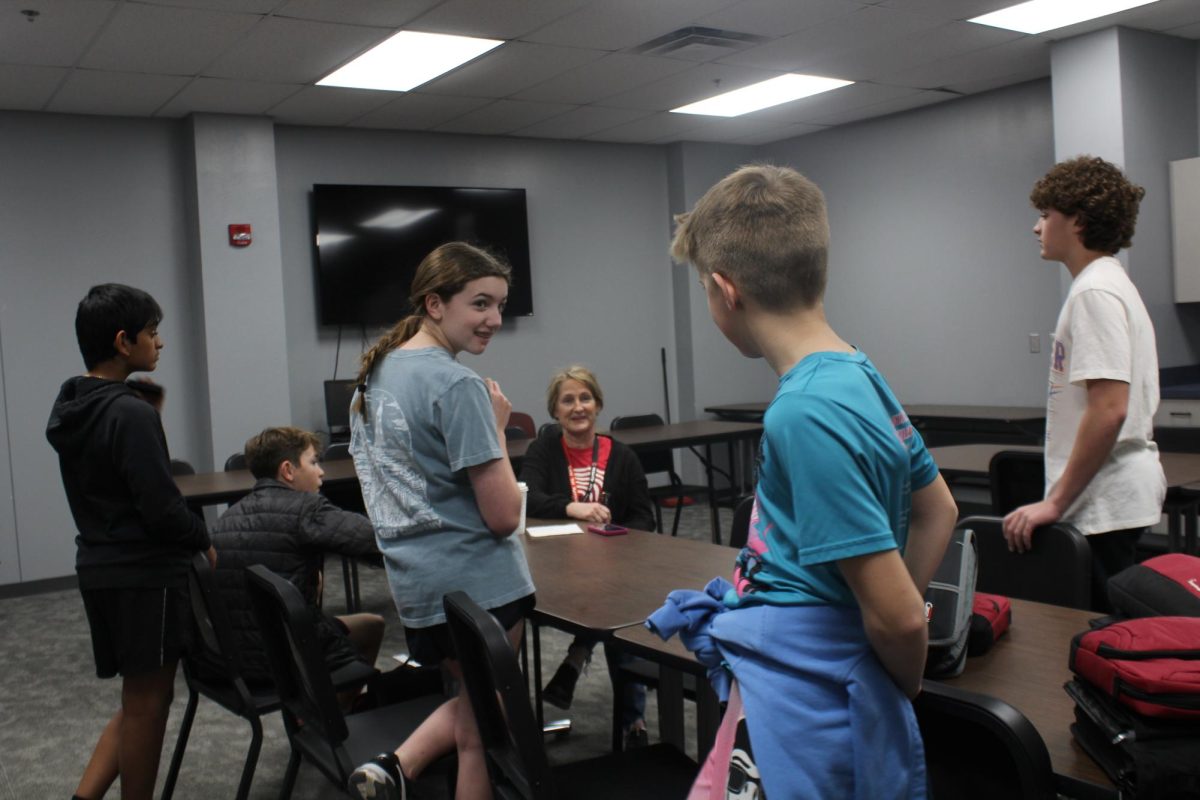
[47,284,213,800]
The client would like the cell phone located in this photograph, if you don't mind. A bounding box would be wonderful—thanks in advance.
[588,523,628,536]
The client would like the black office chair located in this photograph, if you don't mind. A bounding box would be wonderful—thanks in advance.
[610,414,709,537]
[161,554,375,800]
[960,515,1092,610]
[244,565,447,798]
[224,451,247,472]
[988,450,1044,515]
[505,425,532,441]
[509,411,536,440]
[537,422,561,439]
[168,458,196,476]
[728,495,754,550]
[914,681,1056,800]
[443,591,697,799]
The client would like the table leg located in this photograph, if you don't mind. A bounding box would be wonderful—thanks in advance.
[705,443,721,545]
[695,682,721,762]
[657,665,686,752]
[533,621,544,730]
[1187,498,1198,556]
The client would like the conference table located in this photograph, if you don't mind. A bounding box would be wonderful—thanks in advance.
[523,525,1116,796]
[175,420,764,544]
[929,442,1200,554]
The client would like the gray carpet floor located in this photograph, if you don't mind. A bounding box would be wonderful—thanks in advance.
[0,504,731,799]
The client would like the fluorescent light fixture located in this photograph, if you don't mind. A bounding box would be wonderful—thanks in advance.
[969,0,1160,35]
[671,74,853,117]
[318,31,503,92]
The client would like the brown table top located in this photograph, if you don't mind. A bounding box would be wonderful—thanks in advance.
[608,419,762,449]
[705,402,1046,423]
[615,597,1111,791]
[929,443,1200,490]
[946,598,1111,791]
[521,522,733,635]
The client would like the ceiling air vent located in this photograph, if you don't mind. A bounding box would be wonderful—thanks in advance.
[631,27,769,62]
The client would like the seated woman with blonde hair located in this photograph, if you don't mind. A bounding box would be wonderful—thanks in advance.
[519,365,655,746]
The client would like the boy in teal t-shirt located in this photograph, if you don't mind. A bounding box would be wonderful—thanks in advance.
[671,165,959,798]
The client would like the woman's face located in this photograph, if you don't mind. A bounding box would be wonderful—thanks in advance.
[554,378,599,440]
[430,276,508,355]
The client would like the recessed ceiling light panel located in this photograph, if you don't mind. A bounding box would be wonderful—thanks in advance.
[318,31,503,92]
[671,74,853,117]
[968,0,1160,35]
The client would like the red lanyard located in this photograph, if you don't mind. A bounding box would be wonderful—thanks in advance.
[563,436,601,502]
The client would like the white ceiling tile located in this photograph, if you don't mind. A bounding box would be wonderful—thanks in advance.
[597,62,779,112]
[943,67,1049,97]
[524,0,739,51]
[1109,0,1200,32]
[81,4,261,76]
[512,53,695,105]
[0,64,68,111]
[581,111,701,143]
[266,85,396,126]
[46,70,190,116]
[0,0,116,67]
[670,115,807,142]
[696,0,864,37]
[733,122,829,145]
[202,16,388,84]
[718,5,946,71]
[748,82,919,124]
[142,0,278,11]
[432,98,574,135]
[876,0,1007,19]
[805,87,958,125]
[887,37,1049,91]
[352,92,494,129]
[420,42,606,99]
[407,0,592,40]
[1167,21,1200,38]
[511,105,653,139]
[273,0,438,27]
[156,77,301,117]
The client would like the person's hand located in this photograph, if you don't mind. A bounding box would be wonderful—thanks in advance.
[485,378,511,431]
[566,502,611,524]
[1002,500,1062,553]
[205,545,217,569]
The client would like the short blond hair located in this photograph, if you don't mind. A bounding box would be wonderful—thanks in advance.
[545,365,604,420]
[244,426,322,480]
[671,164,829,311]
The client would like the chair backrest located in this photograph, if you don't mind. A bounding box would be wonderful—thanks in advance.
[505,425,532,441]
[323,442,352,461]
[224,452,247,472]
[960,515,1092,610]
[444,591,555,800]
[610,414,675,477]
[508,412,536,440]
[244,565,350,753]
[183,553,258,706]
[914,681,1056,800]
[537,422,561,439]
[728,495,754,550]
[169,458,196,476]
[988,450,1045,515]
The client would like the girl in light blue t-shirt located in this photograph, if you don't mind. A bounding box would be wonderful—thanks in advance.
[347,242,534,800]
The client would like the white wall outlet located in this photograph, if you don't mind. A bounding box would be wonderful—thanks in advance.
[1028,332,1041,353]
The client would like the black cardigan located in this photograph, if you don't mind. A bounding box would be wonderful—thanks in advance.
[519,431,656,531]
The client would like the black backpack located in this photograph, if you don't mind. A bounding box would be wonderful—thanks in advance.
[923,527,978,678]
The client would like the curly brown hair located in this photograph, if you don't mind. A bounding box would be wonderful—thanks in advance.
[1029,156,1144,254]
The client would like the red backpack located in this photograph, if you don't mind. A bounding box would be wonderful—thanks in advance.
[1069,616,1200,720]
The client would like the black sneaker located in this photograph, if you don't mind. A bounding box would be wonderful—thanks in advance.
[542,662,581,710]
[348,752,407,800]
[625,726,649,749]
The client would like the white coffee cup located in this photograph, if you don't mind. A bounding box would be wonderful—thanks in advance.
[514,481,528,535]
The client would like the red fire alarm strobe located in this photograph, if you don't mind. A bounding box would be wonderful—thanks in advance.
[228,224,252,247]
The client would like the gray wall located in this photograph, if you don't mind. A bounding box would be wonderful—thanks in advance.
[757,80,1061,406]
[274,127,677,437]
[0,112,208,581]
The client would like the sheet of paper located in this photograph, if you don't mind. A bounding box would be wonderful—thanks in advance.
[525,524,582,537]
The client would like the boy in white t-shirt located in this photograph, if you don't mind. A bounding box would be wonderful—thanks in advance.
[1003,156,1165,610]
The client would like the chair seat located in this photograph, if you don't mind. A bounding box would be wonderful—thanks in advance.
[341,693,446,766]
[551,743,697,799]
[646,484,708,501]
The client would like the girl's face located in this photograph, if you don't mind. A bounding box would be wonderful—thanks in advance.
[429,276,508,355]
[554,378,599,440]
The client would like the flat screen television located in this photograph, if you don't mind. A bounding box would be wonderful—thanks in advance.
[312,183,533,326]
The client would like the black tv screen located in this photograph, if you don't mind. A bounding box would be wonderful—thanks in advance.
[312,183,533,326]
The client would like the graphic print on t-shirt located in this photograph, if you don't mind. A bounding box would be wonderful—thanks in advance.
[353,388,440,537]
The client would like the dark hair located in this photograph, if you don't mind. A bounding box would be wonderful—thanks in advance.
[1029,156,1145,254]
[671,164,829,311]
[244,426,322,481]
[353,242,511,417]
[75,284,163,370]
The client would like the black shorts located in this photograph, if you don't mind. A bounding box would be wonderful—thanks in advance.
[405,593,535,666]
[81,586,191,679]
